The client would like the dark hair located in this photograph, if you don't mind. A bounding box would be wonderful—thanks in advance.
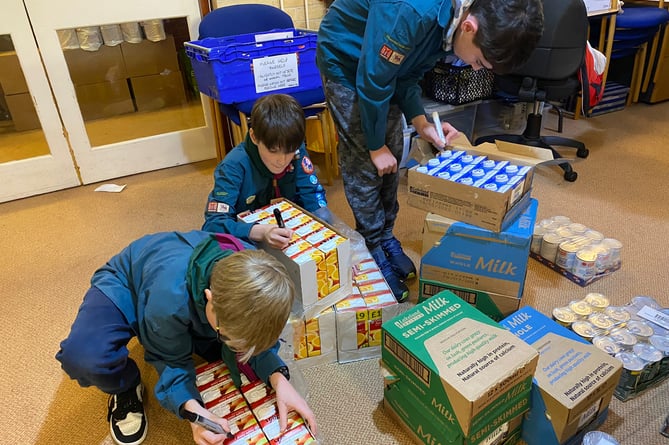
[249,94,306,154]
[470,0,544,74]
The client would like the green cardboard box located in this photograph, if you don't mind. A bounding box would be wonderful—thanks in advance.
[381,291,539,440]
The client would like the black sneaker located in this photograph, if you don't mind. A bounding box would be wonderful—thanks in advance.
[371,247,409,303]
[107,382,147,445]
[381,237,416,281]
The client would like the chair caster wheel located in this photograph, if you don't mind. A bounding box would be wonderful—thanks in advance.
[577,147,589,158]
[564,170,578,182]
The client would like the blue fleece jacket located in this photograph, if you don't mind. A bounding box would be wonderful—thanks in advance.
[317,0,454,150]
[90,230,284,417]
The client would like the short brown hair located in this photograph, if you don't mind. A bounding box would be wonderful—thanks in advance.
[250,94,306,154]
[209,250,295,362]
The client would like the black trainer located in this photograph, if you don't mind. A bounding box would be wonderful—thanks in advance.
[371,247,409,303]
[107,382,147,445]
[381,237,417,281]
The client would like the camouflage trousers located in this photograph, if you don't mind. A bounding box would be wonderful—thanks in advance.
[324,80,405,250]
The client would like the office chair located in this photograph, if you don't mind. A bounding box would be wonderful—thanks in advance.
[198,5,339,184]
[475,0,590,182]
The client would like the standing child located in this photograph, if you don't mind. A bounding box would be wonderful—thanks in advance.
[316,0,544,302]
[56,231,317,445]
[203,94,328,250]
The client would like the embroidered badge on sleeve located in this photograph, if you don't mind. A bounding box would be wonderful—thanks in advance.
[207,201,230,213]
[379,44,405,65]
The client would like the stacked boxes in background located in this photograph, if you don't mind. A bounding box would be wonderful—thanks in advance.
[195,360,316,444]
[238,199,352,319]
[499,306,622,445]
[0,51,41,131]
[381,291,539,445]
[419,198,538,321]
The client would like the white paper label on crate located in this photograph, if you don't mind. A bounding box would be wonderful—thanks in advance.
[638,306,669,330]
[255,31,294,43]
[253,54,299,93]
[578,399,601,429]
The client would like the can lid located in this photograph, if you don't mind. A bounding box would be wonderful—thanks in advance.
[614,351,646,371]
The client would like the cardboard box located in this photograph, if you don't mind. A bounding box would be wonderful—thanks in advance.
[121,35,180,77]
[383,386,523,445]
[419,198,538,317]
[499,306,622,445]
[381,291,538,439]
[75,80,135,121]
[4,93,40,131]
[238,199,352,319]
[419,280,523,322]
[130,70,187,111]
[0,52,28,95]
[63,45,127,85]
[407,136,550,232]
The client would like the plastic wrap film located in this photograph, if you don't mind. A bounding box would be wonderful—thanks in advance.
[76,26,102,51]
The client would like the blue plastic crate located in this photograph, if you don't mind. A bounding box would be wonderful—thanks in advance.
[184,28,322,105]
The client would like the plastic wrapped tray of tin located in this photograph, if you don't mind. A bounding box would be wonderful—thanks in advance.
[528,217,622,286]
[553,294,669,402]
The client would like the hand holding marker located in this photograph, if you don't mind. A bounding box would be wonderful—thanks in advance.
[273,208,285,228]
[432,111,446,149]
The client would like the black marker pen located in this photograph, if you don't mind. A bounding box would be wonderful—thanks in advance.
[181,409,234,439]
[273,208,285,228]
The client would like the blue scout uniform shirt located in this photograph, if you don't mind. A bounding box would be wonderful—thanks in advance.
[203,138,327,241]
[90,230,284,417]
[317,0,454,151]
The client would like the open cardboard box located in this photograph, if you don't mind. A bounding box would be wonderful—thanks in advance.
[500,306,622,445]
[381,291,538,441]
[407,134,553,232]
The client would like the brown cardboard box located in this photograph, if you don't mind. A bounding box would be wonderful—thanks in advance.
[75,80,134,121]
[407,136,550,232]
[63,45,127,86]
[130,70,187,111]
[0,52,29,95]
[5,93,40,131]
[121,35,180,78]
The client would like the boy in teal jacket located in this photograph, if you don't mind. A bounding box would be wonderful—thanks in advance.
[203,94,328,250]
[56,231,316,445]
[317,0,543,302]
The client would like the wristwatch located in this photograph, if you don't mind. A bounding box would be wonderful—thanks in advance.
[272,365,290,382]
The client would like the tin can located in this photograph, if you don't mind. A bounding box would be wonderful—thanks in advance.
[609,327,638,349]
[552,306,579,327]
[568,222,588,234]
[588,312,615,331]
[552,215,572,225]
[631,295,662,311]
[555,240,580,270]
[572,248,597,280]
[569,299,593,317]
[592,335,622,355]
[601,238,623,267]
[614,351,645,390]
[571,320,599,340]
[633,343,664,382]
[650,334,669,376]
[540,232,562,262]
[531,226,546,254]
[555,226,574,239]
[627,320,655,341]
[582,432,620,445]
[604,306,631,325]
[585,292,610,311]
[591,244,611,274]
[584,229,605,242]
